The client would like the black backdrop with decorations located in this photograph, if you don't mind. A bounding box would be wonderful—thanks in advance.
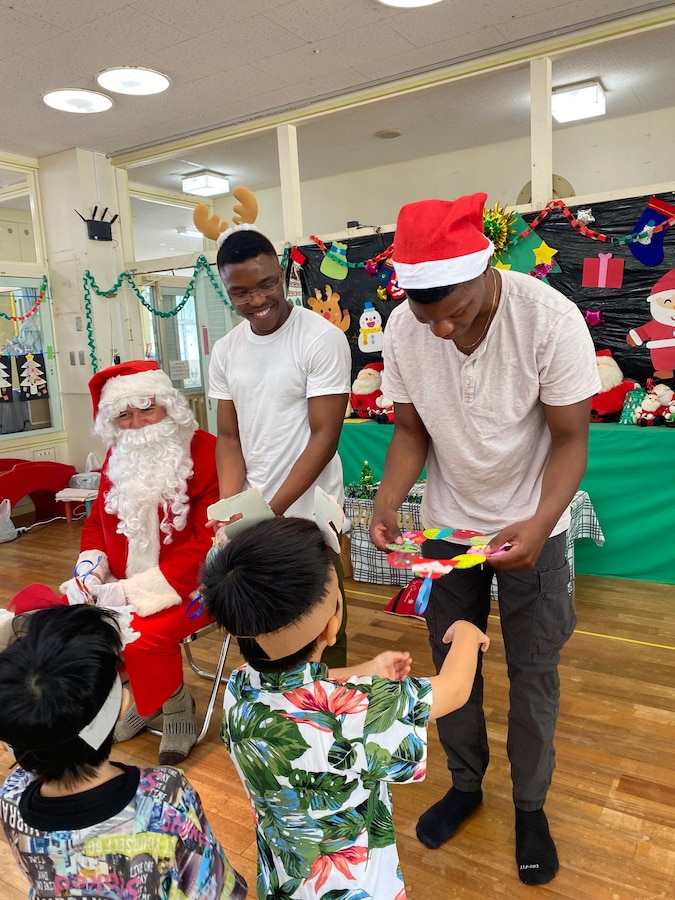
[297,193,675,392]
[523,191,675,391]
[297,231,398,383]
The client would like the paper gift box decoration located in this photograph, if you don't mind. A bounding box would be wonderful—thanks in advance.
[582,252,625,288]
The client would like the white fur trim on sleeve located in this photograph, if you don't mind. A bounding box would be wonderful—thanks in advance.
[628,329,643,346]
[122,566,182,617]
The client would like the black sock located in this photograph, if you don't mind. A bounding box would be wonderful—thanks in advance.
[515,808,559,885]
[416,787,482,850]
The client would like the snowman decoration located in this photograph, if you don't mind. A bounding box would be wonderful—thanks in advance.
[358,302,383,353]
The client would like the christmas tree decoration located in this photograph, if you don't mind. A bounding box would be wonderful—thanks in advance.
[616,390,645,425]
[0,357,12,402]
[345,459,378,499]
[496,213,560,280]
[582,252,625,288]
[18,353,49,400]
[627,196,675,266]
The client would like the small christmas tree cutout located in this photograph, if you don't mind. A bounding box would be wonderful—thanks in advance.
[0,357,12,401]
[19,353,48,399]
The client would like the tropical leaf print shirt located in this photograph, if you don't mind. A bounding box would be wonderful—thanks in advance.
[222,661,432,900]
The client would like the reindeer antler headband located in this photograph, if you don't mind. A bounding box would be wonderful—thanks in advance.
[192,185,259,248]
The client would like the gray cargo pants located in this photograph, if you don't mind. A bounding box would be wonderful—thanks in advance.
[423,532,574,810]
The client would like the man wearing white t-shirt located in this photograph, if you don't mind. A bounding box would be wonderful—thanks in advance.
[208,227,351,665]
[370,193,601,885]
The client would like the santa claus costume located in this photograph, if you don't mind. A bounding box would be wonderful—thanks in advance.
[61,360,219,764]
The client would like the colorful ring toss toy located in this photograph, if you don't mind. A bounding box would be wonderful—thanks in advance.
[385,529,511,614]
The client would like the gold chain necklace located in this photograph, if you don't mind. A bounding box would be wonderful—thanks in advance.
[455,269,499,353]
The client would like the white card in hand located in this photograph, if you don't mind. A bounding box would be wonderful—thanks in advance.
[207,488,275,539]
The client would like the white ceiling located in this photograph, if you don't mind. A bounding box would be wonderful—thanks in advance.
[2,0,675,198]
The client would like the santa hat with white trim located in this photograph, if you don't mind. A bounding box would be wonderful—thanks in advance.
[88,360,176,419]
[649,268,675,297]
[392,192,494,289]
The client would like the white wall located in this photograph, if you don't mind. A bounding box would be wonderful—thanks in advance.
[251,106,675,243]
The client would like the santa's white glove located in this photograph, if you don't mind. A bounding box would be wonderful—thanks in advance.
[88,581,128,609]
[59,551,110,605]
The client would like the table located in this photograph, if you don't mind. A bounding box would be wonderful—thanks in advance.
[344,490,604,597]
[340,419,674,581]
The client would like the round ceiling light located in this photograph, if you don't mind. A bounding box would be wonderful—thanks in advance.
[42,89,113,114]
[96,67,170,95]
[377,0,443,7]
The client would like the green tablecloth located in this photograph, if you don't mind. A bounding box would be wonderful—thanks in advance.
[338,420,674,585]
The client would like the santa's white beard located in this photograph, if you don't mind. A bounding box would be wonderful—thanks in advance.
[104,418,194,576]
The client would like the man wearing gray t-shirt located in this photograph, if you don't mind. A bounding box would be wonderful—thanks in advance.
[370,193,601,885]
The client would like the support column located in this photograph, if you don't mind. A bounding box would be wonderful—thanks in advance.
[38,148,143,467]
[530,57,553,211]
[276,124,303,243]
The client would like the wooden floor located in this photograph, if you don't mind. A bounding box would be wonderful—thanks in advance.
[1,519,675,899]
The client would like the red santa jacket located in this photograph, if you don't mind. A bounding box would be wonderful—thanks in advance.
[81,429,218,602]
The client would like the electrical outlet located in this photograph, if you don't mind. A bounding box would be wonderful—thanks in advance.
[33,447,56,461]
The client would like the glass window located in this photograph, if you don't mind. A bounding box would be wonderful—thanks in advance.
[0,277,61,436]
[0,169,37,264]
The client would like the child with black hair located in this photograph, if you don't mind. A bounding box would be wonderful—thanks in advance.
[201,515,489,900]
[0,604,247,900]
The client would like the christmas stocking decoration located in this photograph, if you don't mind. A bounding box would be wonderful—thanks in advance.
[320,241,349,280]
[628,196,675,266]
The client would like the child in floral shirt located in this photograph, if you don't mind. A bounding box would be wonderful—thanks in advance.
[201,516,489,900]
[0,605,247,900]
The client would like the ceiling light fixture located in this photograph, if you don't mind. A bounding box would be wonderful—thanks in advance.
[42,89,113,114]
[181,171,230,197]
[375,128,404,139]
[97,67,170,96]
[551,80,606,124]
[377,0,443,6]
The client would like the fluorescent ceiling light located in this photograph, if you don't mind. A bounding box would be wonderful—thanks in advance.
[97,67,170,95]
[181,171,230,197]
[551,81,606,124]
[377,0,443,6]
[176,226,202,236]
[42,89,113,114]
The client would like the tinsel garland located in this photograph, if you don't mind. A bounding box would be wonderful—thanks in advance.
[82,255,233,373]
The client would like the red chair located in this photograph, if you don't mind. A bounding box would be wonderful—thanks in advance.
[0,459,77,518]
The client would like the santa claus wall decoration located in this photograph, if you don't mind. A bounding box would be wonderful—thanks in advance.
[626,268,675,380]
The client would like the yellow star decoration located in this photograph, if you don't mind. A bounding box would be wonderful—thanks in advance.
[494,260,512,270]
[533,240,558,266]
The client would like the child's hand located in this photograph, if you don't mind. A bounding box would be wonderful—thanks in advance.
[370,650,412,680]
[442,620,490,653]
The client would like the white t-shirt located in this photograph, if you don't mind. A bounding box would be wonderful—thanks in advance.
[382,269,602,536]
[209,305,351,519]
